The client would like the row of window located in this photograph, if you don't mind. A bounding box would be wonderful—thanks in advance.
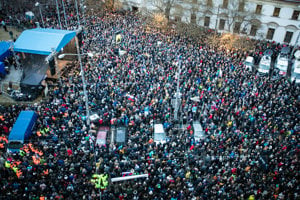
[196,16,294,43]
[266,28,294,43]
[256,5,299,20]
[193,0,299,20]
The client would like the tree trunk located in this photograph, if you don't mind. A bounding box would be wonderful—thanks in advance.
[164,0,173,21]
[165,7,171,21]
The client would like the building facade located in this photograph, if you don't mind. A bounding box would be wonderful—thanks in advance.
[120,0,300,45]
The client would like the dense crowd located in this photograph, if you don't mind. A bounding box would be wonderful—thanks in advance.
[0,2,299,200]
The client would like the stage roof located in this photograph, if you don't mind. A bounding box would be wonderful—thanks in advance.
[0,41,11,61]
[14,28,76,55]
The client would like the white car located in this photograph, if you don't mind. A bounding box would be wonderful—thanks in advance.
[244,56,254,71]
[258,49,273,75]
[291,55,300,84]
[258,56,271,74]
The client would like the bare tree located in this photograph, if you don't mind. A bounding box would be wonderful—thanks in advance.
[225,0,260,34]
[150,0,177,21]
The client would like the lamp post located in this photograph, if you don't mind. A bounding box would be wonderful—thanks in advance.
[35,2,45,27]
[74,0,80,27]
[62,0,68,28]
[55,0,62,29]
[174,56,182,121]
[81,4,87,27]
[58,49,93,126]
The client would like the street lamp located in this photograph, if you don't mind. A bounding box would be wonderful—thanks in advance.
[58,49,93,126]
[58,52,93,59]
[74,0,81,27]
[55,0,62,29]
[61,0,68,28]
[35,2,45,27]
[174,56,183,121]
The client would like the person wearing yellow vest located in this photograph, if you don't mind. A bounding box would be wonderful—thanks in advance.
[40,129,45,136]
[91,174,101,189]
[16,169,22,178]
[42,169,49,176]
[5,160,10,168]
[19,149,26,156]
[12,166,18,173]
[101,174,109,189]
[91,173,109,189]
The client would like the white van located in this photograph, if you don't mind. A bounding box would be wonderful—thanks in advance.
[193,121,205,141]
[154,124,166,144]
[275,47,290,76]
[291,50,300,84]
[244,56,254,71]
[258,49,273,75]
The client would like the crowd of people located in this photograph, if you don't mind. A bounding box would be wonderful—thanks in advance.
[0,2,299,200]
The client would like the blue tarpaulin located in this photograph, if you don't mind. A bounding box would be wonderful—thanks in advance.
[0,41,11,61]
[14,28,76,55]
[0,62,6,75]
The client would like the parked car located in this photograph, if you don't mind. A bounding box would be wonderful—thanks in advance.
[95,126,110,147]
[274,47,290,76]
[244,56,254,72]
[258,49,273,75]
[115,126,127,145]
[291,50,300,84]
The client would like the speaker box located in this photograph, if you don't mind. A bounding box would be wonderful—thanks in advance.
[49,59,56,76]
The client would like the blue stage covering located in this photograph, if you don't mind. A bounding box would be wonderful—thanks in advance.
[0,61,6,75]
[0,41,11,61]
[14,28,76,55]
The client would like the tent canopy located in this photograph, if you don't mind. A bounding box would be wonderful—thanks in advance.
[0,41,11,61]
[14,28,76,55]
[0,62,6,75]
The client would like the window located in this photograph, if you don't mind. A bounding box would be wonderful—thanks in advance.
[222,0,228,9]
[284,31,293,43]
[191,13,197,24]
[266,28,275,40]
[219,19,225,30]
[233,22,241,33]
[207,0,213,7]
[238,0,245,12]
[175,16,181,22]
[250,25,257,36]
[291,10,299,20]
[273,7,280,17]
[255,5,262,14]
[204,16,210,27]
